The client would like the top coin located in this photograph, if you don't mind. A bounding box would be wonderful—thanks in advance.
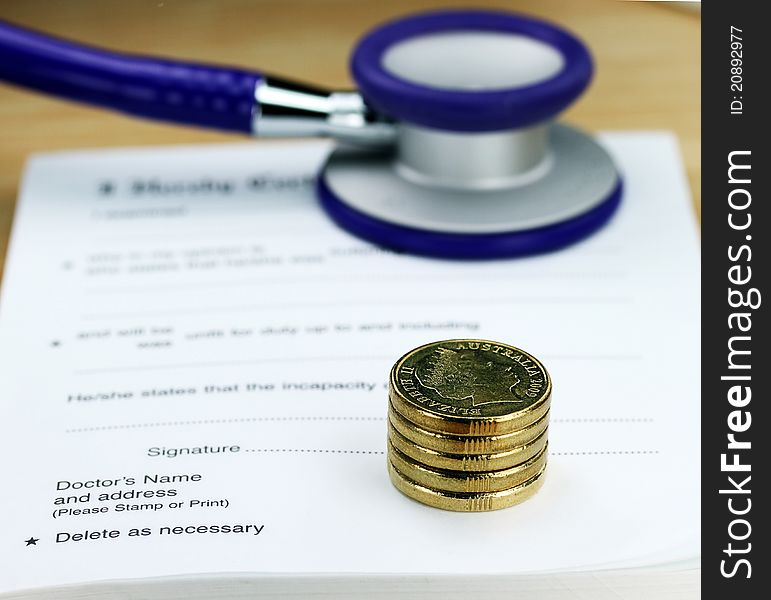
[389,339,551,436]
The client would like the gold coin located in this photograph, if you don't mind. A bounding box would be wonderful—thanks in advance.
[388,459,546,511]
[389,339,551,436]
[388,438,548,493]
[388,421,548,472]
[389,399,549,455]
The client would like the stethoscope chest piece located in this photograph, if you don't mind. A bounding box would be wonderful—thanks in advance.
[318,10,622,259]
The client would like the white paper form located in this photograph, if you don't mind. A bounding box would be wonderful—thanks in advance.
[0,133,699,595]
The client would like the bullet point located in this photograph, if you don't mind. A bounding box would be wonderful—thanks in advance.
[24,537,39,546]
[51,340,61,347]
[98,181,114,195]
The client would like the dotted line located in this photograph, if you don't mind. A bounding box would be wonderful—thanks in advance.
[65,416,385,433]
[246,449,385,455]
[551,450,659,456]
[246,449,657,456]
[551,418,654,423]
[65,416,654,433]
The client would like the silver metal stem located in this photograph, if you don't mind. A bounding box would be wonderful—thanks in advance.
[252,78,396,147]
[253,78,553,191]
[395,124,552,190]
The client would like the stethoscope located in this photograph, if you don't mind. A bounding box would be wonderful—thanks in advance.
[0,9,622,259]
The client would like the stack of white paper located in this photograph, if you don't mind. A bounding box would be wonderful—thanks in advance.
[0,132,699,599]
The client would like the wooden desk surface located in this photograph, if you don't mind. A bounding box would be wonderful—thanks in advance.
[0,0,699,279]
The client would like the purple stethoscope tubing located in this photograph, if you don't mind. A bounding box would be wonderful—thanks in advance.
[0,10,593,134]
[0,20,261,133]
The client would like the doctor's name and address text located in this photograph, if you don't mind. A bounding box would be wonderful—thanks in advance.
[30,471,266,547]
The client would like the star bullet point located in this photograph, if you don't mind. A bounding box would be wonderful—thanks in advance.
[25,537,39,546]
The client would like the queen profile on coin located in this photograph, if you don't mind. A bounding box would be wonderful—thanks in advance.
[389,339,551,435]
[416,346,525,407]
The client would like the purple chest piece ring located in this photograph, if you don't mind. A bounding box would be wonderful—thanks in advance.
[319,10,622,259]
[0,9,621,259]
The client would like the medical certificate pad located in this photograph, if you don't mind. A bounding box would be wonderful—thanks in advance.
[0,133,699,597]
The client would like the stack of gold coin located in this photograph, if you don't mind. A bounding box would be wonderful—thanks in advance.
[387,339,551,512]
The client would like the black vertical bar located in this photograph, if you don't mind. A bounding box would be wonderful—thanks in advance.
[702,0,767,597]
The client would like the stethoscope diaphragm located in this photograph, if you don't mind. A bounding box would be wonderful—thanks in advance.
[320,10,622,258]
